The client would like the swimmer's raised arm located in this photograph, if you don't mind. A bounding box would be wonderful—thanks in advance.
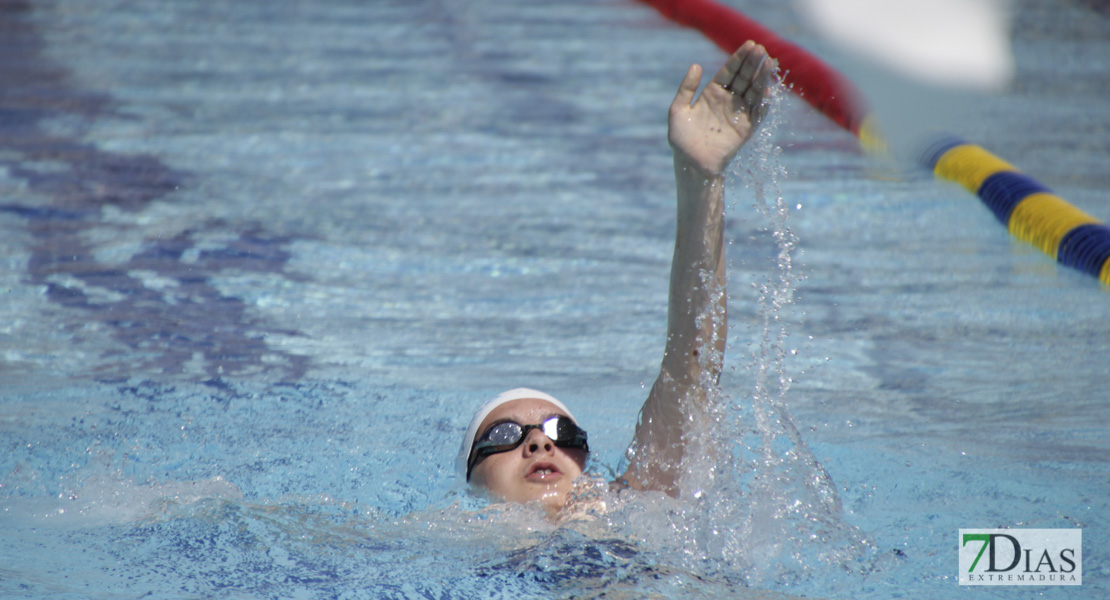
[621,41,773,496]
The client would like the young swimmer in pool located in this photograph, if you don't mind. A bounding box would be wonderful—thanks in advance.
[458,42,775,516]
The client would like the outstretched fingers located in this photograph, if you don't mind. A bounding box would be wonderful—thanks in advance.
[733,53,767,97]
[711,41,752,91]
[718,42,773,124]
[667,42,777,174]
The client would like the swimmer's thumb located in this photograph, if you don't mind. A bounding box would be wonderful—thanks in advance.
[672,64,702,109]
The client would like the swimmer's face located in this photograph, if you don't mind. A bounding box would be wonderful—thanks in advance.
[468,397,588,514]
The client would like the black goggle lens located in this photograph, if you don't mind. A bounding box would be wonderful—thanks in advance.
[466,416,588,480]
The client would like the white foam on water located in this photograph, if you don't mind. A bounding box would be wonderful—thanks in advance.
[1,472,245,530]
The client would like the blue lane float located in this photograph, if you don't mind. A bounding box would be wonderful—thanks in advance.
[638,0,1109,287]
[1060,224,1110,280]
[924,136,1110,284]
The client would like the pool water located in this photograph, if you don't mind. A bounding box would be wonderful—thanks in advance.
[2,0,1107,598]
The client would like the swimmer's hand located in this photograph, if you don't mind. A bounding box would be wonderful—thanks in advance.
[668,41,774,176]
[622,43,775,496]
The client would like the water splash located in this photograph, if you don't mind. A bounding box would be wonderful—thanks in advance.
[644,78,877,587]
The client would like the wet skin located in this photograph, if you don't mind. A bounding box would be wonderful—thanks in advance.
[468,398,588,514]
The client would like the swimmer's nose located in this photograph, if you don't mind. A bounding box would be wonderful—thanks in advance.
[522,427,554,455]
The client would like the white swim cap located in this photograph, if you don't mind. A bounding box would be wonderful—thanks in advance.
[457,388,576,480]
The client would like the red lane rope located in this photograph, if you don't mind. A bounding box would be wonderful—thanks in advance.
[636,0,868,135]
[637,0,1110,286]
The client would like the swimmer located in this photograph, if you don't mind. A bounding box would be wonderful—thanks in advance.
[458,41,776,515]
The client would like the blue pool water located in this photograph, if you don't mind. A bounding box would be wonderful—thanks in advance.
[1,0,1107,598]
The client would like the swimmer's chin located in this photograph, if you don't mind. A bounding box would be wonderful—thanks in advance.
[471,486,571,519]
[513,492,570,518]
[477,478,609,521]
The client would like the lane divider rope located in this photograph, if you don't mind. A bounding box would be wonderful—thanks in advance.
[636,0,1109,285]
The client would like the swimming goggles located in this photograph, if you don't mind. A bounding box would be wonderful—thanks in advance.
[466,415,589,480]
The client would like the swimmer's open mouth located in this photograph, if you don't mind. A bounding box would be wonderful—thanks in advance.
[525,462,560,480]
